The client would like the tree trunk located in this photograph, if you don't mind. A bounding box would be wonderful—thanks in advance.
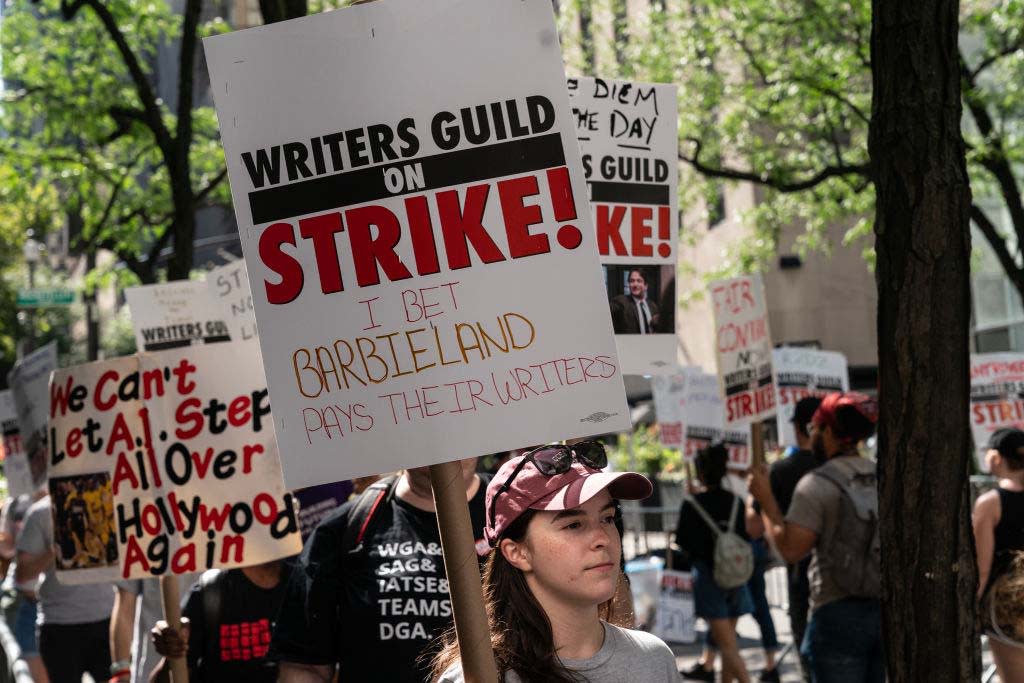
[577,0,595,75]
[869,1,979,681]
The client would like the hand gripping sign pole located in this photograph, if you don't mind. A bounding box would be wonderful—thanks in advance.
[430,460,500,682]
[160,576,189,683]
[751,421,766,469]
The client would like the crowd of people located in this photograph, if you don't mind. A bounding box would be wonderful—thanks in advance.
[0,389,1019,681]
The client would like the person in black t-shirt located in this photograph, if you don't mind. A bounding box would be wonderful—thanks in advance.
[676,444,752,683]
[974,428,1024,679]
[770,396,822,682]
[271,458,489,683]
[148,560,293,683]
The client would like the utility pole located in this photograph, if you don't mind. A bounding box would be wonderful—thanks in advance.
[20,233,41,358]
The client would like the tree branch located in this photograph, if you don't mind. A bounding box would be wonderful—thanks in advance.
[680,138,871,193]
[194,168,228,205]
[72,0,175,163]
[970,39,1024,79]
[960,50,1024,251]
[145,222,176,268]
[175,0,202,182]
[971,204,1024,292]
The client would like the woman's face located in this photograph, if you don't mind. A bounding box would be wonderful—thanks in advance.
[512,490,621,609]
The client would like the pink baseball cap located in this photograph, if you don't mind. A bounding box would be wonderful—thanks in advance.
[485,447,653,545]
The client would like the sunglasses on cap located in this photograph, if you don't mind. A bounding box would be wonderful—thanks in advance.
[487,440,608,535]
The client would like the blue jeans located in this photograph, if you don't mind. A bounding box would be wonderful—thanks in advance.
[705,539,778,651]
[801,598,884,683]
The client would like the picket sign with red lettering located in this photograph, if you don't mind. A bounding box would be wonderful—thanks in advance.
[47,341,301,584]
[969,353,1024,472]
[0,390,32,498]
[772,348,848,447]
[567,77,678,374]
[126,282,234,353]
[680,369,750,470]
[708,275,776,426]
[203,0,630,489]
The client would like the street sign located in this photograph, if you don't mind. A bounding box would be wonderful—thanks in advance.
[16,288,76,308]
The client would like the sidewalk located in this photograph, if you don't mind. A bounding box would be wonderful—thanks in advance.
[625,531,997,681]
[670,604,804,682]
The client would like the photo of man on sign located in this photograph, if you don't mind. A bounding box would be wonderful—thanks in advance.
[606,264,675,335]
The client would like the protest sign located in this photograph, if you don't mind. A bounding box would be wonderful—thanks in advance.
[651,372,686,447]
[203,0,631,489]
[568,77,678,374]
[0,391,32,498]
[681,369,750,470]
[294,481,352,540]
[47,341,301,584]
[8,342,57,489]
[772,347,848,447]
[970,353,1024,471]
[709,275,775,426]
[653,569,696,644]
[125,281,233,352]
[208,261,259,342]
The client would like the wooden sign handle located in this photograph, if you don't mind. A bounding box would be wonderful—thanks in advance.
[429,461,499,682]
[160,575,189,683]
[751,421,766,469]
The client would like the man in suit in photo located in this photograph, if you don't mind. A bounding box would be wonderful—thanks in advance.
[610,268,660,334]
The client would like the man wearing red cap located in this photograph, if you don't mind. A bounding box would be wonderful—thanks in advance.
[748,392,883,683]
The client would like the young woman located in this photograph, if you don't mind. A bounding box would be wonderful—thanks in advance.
[432,441,678,682]
[974,428,1024,680]
[675,444,752,683]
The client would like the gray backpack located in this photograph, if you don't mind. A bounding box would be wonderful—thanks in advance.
[813,457,881,599]
[684,492,754,590]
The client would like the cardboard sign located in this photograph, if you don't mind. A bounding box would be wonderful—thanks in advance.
[47,341,301,584]
[709,275,775,425]
[208,262,259,342]
[203,0,630,488]
[125,282,233,352]
[773,348,848,447]
[568,77,678,375]
[653,569,696,644]
[0,390,33,498]
[970,353,1024,472]
[7,342,57,489]
[651,373,686,447]
[681,369,750,470]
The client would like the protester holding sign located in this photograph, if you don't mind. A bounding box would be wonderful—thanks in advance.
[749,392,882,683]
[148,559,295,682]
[432,443,676,682]
[973,428,1024,678]
[270,459,488,683]
[110,573,199,683]
[768,395,823,680]
[675,444,753,683]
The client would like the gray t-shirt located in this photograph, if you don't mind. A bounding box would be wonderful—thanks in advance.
[438,621,677,682]
[786,455,876,612]
[118,574,198,683]
[16,497,115,625]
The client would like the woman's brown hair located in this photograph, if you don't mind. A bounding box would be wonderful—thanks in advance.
[429,509,582,682]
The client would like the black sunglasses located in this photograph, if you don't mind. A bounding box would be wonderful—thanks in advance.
[487,440,608,536]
